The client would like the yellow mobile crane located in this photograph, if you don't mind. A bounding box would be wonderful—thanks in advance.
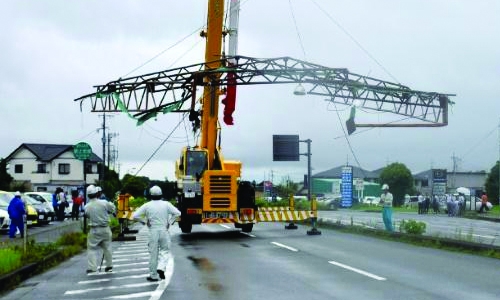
[75,0,453,234]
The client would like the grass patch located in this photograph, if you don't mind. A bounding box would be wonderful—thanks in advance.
[0,249,22,275]
[0,231,87,277]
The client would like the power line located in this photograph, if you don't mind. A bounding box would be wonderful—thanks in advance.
[288,0,307,60]
[310,0,399,83]
[331,102,366,178]
[122,26,202,78]
[133,115,186,177]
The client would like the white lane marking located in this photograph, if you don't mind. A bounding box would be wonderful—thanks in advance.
[148,253,174,300]
[113,261,148,268]
[116,246,147,250]
[271,242,298,252]
[79,274,147,284]
[113,253,146,258]
[241,232,256,237]
[64,282,159,295]
[113,257,148,263]
[103,291,155,299]
[218,224,256,237]
[328,260,386,281]
[83,267,148,276]
[116,242,145,246]
[114,249,147,254]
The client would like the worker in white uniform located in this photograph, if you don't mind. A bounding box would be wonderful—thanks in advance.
[132,185,181,282]
[85,185,116,274]
[379,184,394,231]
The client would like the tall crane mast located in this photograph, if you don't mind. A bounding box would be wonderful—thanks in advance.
[200,0,225,169]
[75,0,454,233]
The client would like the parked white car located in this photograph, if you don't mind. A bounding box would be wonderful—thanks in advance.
[362,196,380,206]
[0,208,10,233]
[25,191,73,217]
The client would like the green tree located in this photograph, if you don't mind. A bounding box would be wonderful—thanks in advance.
[101,167,122,200]
[275,178,299,199]
[379,162,414,207]
[484,161,499,205]
[0,158,13,190]
[150,179,177,201]
[121,174,149,198]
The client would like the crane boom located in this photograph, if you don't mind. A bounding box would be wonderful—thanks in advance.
[75,55,453,126]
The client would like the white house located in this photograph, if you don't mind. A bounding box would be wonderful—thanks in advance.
[4,143,102,192]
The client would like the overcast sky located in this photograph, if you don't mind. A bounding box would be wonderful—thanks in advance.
[1,0,499,183]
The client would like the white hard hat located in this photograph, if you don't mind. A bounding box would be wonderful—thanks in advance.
[87,185,98,195]
[149,185,162,196]
[382,184,389,190]
[15,191,21,196]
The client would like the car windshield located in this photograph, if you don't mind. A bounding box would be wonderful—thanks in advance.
[0,193,13,208]
[27,194,47,203]
[0,197,9,208]
[22,195,39,205]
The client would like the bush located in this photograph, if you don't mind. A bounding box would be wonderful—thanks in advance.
[401,219,427,235]
[128,196,147,208]
[0,248,22,275]
[57,232,87,248]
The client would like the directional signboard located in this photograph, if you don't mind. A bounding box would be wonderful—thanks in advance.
[273,135,300,161]
[432,169,447,195]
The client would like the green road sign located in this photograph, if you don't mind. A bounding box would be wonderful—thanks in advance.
[73,142,92,160]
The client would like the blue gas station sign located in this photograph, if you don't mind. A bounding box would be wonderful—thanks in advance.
[341,166,353,207]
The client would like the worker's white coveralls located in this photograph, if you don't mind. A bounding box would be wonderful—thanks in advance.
[132,199,181,280]
[85,197,116,272]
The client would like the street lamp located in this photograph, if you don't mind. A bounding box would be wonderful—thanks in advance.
[293,83,306,96]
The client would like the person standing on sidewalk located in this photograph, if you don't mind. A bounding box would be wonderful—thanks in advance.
[8,191,26,238]
[379,184,394,232]
[71,190,83,221]
[478,192,489,213]
[56,188,68,221]
[132,185,181,282]
[85,185,116,274]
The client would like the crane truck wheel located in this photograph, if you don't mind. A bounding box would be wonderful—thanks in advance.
[179,222,192,233]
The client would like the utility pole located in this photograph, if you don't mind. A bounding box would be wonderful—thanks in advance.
[101,113,106,184]
[111,147,119,170]
[451,153,461,189]
[107,132,119,168]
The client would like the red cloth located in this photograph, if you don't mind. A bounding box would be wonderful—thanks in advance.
[222,72,237,125]
[73,196,83,206]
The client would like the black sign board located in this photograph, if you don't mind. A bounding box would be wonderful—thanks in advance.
[273,135,299,161]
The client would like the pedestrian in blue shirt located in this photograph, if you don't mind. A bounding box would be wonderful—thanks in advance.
[8,191,26,238]
[52,187,62,214]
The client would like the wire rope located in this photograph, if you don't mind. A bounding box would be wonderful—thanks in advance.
[331,101,366,178]
[309,0,399,83]
[288,0,307,60]
[133,115,186,176]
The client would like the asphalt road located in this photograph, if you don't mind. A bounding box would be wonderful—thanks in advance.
[318,210,500,246]
[2,221,499,300]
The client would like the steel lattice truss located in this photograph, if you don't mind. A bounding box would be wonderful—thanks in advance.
[75,55,454,125]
